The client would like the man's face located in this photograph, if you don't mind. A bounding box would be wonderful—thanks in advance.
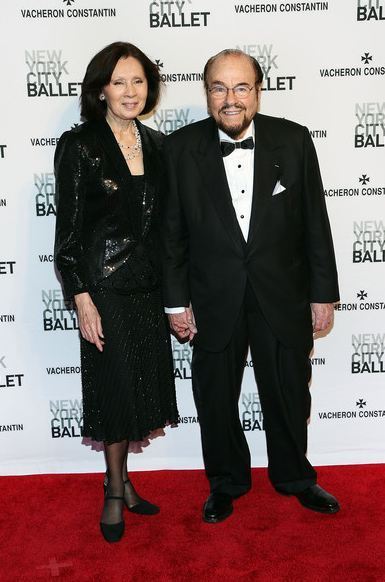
[206,54,260,139]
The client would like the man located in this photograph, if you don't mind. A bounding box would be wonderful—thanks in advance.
[162,49,340,523]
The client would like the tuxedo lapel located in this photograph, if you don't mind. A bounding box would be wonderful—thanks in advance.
[247,116,282,248]
[194,118,245,252]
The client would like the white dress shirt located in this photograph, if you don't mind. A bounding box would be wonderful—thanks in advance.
[219,123,254,241]
[165,122,255,314]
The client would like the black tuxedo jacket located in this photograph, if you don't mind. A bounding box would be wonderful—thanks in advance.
[54,118,165,299]
[162,113,339,352]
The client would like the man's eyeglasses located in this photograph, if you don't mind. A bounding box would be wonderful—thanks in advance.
[208,84,256,99]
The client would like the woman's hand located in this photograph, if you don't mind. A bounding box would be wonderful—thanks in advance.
[74,292,104,352]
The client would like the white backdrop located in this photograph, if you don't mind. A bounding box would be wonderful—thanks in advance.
[0,0,384,476]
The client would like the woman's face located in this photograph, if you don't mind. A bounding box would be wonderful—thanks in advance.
[102,56,148,121]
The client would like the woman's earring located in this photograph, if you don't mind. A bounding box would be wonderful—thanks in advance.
[99,94,105,101]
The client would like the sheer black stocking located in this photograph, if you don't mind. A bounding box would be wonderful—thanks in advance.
[103,445,160,515]
[120,448,144,508]
[101,440,127,525]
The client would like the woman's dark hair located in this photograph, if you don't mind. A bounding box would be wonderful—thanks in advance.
[80,42,161,121]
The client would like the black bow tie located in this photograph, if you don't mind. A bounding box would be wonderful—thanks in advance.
[220,136,254,157]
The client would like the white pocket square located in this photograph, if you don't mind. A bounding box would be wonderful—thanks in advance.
[272,180,286,196]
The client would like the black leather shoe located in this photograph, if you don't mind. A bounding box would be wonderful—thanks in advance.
[295,485,340,514]
[203,493,233,523]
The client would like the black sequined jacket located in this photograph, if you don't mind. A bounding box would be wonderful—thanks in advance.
[54,118,165,299]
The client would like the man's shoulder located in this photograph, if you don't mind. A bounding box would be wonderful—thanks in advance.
[256,112,306,133]
[256,112,307,140]
[165,116,213,146]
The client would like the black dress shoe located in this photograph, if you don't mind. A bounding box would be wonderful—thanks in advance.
[295,485,340,514]
[123,479,160,515]
[203,493,233,523]
[104,475,160,516]
[100,495,125,542]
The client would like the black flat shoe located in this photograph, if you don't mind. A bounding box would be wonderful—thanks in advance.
[294,485,340,514]
[100,495,125,543]
[203,493,233,523]
[123,479,160,515]
[104,474,160,516]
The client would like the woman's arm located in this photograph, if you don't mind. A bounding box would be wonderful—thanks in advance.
[54,131,89,300]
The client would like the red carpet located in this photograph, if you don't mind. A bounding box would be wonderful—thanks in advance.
[1,465,385,581]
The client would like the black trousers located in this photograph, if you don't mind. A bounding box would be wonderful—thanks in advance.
[191,283,317,497]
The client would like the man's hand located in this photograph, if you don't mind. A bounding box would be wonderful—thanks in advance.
[311,302,334,333]
[74,292,104,352]
[168,307,197,341]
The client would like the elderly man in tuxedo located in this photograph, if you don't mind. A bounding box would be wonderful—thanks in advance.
[162,49,340,523]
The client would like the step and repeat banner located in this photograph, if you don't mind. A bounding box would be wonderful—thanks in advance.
[0,0,384,475]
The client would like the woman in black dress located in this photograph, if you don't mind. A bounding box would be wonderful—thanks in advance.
[54,42,178,542]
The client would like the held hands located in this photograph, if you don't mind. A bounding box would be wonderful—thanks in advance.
[311,302,334,334]
[168,306,197,342]
[74,292,105,352]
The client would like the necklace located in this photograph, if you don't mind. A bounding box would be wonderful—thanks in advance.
[115,121,142,161]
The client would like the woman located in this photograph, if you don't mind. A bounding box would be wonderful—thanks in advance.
[54,42,178,543]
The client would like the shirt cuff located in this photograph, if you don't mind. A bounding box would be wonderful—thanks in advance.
[164,307,186,314]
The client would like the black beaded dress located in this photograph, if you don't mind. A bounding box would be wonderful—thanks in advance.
[80,175,178,443]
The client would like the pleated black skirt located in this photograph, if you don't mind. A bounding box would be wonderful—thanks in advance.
[80,286,178,443]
